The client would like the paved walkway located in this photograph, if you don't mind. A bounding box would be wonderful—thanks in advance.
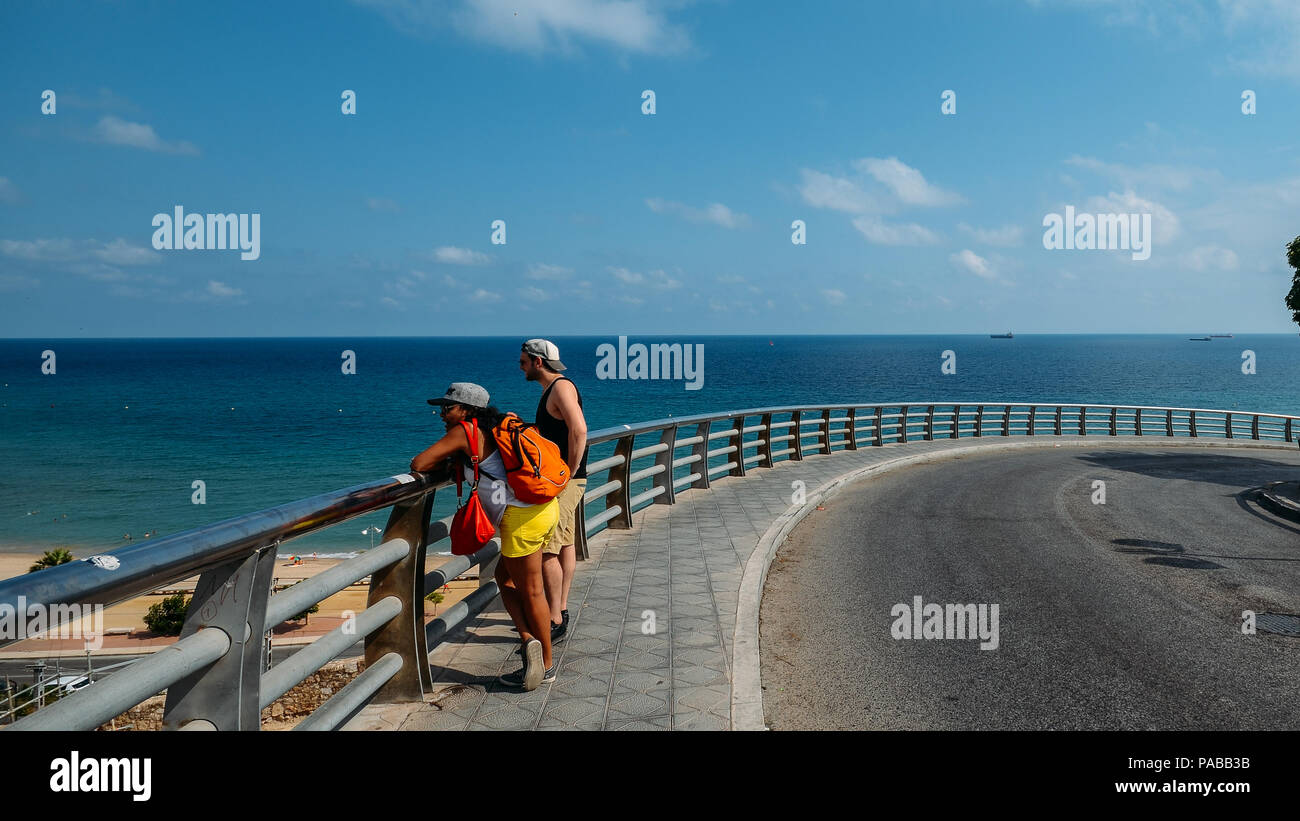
[345,435,1298,731]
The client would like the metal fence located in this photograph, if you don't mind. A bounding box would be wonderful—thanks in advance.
[2,402,1296,731]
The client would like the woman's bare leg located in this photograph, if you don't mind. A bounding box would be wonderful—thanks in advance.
[502,551,552,669]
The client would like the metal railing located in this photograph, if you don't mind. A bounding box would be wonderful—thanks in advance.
[1,402,1296,731]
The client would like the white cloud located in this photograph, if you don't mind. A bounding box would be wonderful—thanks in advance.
[950,249,996,280]
[468,288,501,302]
[1083,189,1181,242]
[1181,245,1239,271]
[0,238,82,262]
[432,246,491,265]
[853,157,963,206]
[1065,155,1216,192]
[821,288,846,305]
[1,237,159,266]
[0,177,20,204]
[645,198,750,229]
[365,197,401,213]
[522,285,551,301]
[91,116,199,155]
[796,169,881,214]
[355,0,691,56]
[851,216,941,246]
[526,262,573,280]
[206,281,242,298]
[715,273,745,285]
[93,238,161,266]
[958,222,1024,247]
[609,265,681,290]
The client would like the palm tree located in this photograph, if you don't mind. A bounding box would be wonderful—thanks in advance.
[28,548,75,573]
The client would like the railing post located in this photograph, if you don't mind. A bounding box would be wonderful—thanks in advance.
[729,415,748,476]
[607,434,636,527]
[1054,405,1063,436]
[1135,407,1142,436]
[163,545,278,730]
[1166,409,1173,437]
[1002,405,1011,436]
[873,406,883,447]
[899,405,910,444]
[924,405,935,441]
[1079,407,1087,436]
[975,405,984,438]
[1190,410,1198,438]
[790,411,805,460]
[1028,405,1036,436]
[1286,418,1293,443]
[952,405,962,439]
[758,414,774,466]
[845,407,859,451]
[689,421,712,489]
[1109,407,1117,436]
[365,493,435,703]
[1226,413,1233,439]
[652,425,678,504]
[1252,414,1260,440]
[821,408,833,454]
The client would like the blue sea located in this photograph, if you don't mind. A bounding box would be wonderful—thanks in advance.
[1,335,1297,556]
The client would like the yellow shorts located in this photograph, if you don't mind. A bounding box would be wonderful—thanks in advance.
[499,499,559,559]
[544,479,586,554]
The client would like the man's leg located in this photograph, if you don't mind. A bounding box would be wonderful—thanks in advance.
[542,553,564,626]
[558,542,577,613]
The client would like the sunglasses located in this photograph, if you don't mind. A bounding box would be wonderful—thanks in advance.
[436,404,459,417]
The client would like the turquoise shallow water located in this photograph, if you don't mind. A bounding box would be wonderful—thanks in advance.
[1,335,1297,556]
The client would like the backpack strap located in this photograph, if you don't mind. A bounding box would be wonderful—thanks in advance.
[456,419,480,494]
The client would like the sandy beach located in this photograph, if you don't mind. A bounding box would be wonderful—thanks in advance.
[0,550,480,653]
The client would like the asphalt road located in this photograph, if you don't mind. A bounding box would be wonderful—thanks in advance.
[760,445,1300,730]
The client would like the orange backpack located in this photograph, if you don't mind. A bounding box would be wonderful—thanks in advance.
[490,413,570,503]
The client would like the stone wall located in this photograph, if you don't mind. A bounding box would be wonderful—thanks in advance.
[98,658,366,731]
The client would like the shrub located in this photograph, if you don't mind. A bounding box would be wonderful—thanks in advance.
[143,594,190,636]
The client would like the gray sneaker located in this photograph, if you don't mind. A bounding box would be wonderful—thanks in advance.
[522,638,544,691]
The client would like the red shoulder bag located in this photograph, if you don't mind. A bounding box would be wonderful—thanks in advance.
[450,419,497,556]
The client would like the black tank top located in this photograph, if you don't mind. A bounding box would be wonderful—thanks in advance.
[536,377,588,479]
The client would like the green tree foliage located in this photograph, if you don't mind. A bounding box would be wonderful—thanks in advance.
[143,594,190,636]
[1286,236,1300,327]
[28,548,75,573]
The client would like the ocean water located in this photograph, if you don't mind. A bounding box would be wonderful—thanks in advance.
[1,335,1297,556]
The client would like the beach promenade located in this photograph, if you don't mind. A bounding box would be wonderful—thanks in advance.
[346,435,1299,731]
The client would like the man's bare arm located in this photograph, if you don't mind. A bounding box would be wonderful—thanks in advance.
[552,380,588,475]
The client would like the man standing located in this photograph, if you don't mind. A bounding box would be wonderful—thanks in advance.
[520,338,588,642]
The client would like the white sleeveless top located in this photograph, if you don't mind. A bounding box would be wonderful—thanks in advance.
[462,448,527,525]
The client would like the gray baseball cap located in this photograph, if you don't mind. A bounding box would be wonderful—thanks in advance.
[427,382,490,408]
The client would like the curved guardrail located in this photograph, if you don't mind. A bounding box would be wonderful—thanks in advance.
[1,402,1296,730]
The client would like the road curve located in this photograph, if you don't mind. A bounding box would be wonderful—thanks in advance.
[759,446,1300,730]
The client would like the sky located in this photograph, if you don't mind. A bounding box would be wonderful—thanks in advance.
[1,0,1299,337]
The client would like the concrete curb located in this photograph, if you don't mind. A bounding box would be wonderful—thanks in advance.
[729,436,1300,731]
[1257,481,1300,524]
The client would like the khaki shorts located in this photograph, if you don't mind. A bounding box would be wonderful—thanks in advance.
[544,479,586,555]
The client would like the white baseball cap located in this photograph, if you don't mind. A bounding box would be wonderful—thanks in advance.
[522,338,566,371]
